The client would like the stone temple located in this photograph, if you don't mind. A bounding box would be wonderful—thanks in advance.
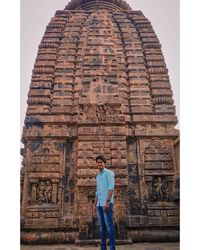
[20,0,179,244]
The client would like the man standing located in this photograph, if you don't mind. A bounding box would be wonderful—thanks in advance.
[94,155,116,250]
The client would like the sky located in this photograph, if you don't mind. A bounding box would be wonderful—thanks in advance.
[21,0,180,135]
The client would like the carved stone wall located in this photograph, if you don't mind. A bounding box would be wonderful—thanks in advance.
[21,0,179,244]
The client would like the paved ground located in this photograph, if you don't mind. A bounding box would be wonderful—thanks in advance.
[21,242,179,250]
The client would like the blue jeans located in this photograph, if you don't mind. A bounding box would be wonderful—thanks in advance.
[97,203,116,250]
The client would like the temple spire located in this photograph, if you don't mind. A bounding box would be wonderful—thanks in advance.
[65,0,132,11]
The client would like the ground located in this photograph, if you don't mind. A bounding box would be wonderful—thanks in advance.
[21,242,179,250]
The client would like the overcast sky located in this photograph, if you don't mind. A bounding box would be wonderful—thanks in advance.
[21,0,180,135]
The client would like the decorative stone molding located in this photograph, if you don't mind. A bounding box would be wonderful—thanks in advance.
[148,67,168,74]
[153,97,174,105]
[33,67,55,74]
[27,97,51,105]
[39,42,59,48]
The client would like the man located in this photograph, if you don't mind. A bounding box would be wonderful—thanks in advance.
[94,155,116,250]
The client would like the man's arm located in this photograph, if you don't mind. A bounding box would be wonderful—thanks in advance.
[94,194,98,206]
[106,190,114,203]
[107,170,114,200]
[105,171,114,211]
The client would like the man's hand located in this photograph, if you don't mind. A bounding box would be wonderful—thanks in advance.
[105,201,110,213]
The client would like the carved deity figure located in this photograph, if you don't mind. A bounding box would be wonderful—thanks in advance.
[37,180,53,204]
[96,105,106,122]
[152,177,169,201]
[44,180,53,203]
[37,181,46,204]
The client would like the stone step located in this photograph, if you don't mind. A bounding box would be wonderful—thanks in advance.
[75,239,132,246]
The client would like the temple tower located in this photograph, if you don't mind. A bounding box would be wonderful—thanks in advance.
[21,0,179,243]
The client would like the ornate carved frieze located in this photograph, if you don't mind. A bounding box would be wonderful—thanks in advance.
[144,139,173,172]
[30,180,53,205]
[141,139,175,207]
[27,140,63,172]
[145,139,171,154]
[79,104,125,123]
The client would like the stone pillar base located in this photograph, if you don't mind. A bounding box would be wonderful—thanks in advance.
[128,229,179,242]
[20,230,78,244]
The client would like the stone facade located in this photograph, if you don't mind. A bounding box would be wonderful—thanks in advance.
[20,0,179,244]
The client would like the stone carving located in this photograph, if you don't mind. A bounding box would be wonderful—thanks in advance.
[30,140,61,172]
[96,105,107,122]
[33,67,54,74]
[79,105,96,122]
[37,180,53,204]
[29,180,57,205]
[27,97,51,105]
[152,176,169,202]
[33,140,59,154]
[153,97,174,105]
[26,211,59,219]
[44,180,53,203]
[148,67,168,74]
[39,42,59,48]
[145,139,169,155]
[79,104,125,123]
[144,139,173,171]
[28,140,42,151]
[37,181,47,204]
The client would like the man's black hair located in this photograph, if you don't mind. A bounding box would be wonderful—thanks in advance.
[96,155,106,163]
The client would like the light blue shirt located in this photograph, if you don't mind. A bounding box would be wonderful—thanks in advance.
[96,168,115,206]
